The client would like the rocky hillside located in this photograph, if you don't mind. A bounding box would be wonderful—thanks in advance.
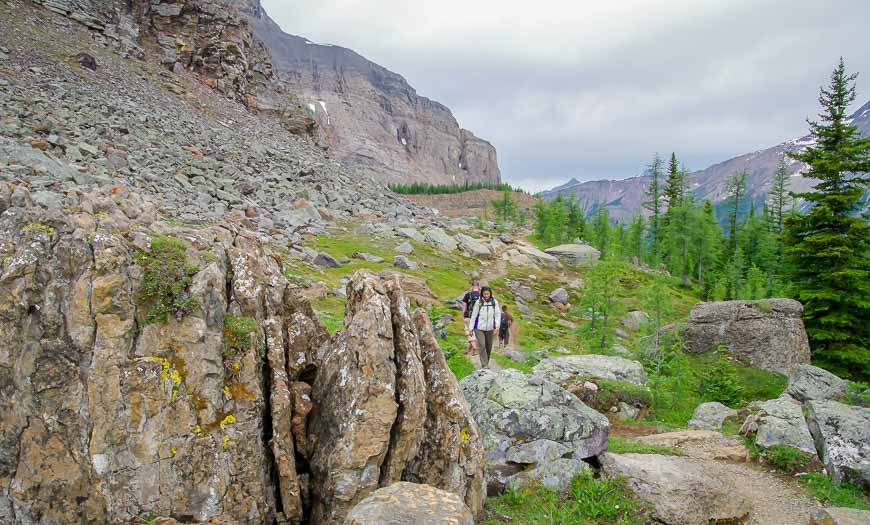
[542,100,870,221]
[252,8,501,186]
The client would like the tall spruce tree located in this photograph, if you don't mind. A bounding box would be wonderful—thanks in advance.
[643,153,665,265]
[783,59,870,378]
[664,152,685,208]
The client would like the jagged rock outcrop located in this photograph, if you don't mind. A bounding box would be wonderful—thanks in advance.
[0,185,484,524]
[32,0,272,101]
[459,368,609,495]
[682,299,811,375]
[252,10,501,185]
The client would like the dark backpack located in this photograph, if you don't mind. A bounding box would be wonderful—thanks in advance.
[463,290,480,319]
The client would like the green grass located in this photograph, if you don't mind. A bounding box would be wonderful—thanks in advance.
[799,473,870,511]
[440,332,476,380]
[491,353,535,374]
[483,472,651,525]
[607,436,683,456]
[764,445,817,474]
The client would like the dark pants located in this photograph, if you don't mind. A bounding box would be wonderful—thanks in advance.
[499,327,510,346]
[474,329,494,368]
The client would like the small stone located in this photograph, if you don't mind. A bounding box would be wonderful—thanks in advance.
[75,52,97,71]
[30,139,50,151]
[394,255,418,270]
[245,208,258,218]
[583,381,599,392]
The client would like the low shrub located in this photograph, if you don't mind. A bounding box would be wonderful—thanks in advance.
[223,316,258,357]
[134,236,200,325]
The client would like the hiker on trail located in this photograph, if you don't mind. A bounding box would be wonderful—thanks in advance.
[461,280,481,353]
[498,304,513,351]
[467,286,500,368]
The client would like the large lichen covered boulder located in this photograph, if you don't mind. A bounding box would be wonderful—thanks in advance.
[343,482,474,525]
[682,299,811,375]
[459,368,609,494]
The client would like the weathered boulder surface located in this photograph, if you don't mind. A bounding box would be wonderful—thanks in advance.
[424,227,458,253]
[503,245,561,268]
[343,482,474,525]
[787,364,848,402]
[544,244,600,266]
[459,369,609,495]
[749,395,817,454]
[622,310,650,331]
[805,400,870,489]
[0,186,484,525]
[682,299,811,375]
[810,507,870,525]
[548,287,569,305]
[455,233,492,259]
[687,402,738,431]
[601,453,751,525]
[533,355,648,386]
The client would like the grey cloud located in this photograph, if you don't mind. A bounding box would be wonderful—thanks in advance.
[262,0,870,192]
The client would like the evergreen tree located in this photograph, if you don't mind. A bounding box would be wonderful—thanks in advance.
[592,206,611,257]
[770,156,790,233]
[664,152,685,208]
[643,153,665,265]
[627,215,646,264]
[566,198,587,242]
[783,59,870,378]
[723,170,749,299]
[491,187,517,225]
[693,201,723,299]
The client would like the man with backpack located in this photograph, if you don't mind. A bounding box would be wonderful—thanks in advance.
[467,286,500,368]
[461,281,481,353]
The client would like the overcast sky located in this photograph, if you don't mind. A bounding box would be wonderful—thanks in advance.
[262,0,870,192]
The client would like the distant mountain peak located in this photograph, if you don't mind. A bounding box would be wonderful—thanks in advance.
[542,100,870,220]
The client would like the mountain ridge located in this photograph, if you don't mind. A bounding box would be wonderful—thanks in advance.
[252,6,501,186]
[541,100,870,221]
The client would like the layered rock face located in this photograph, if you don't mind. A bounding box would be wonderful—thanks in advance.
[682,299,811,375]
[0,184,484,524]
[253,10,501,185]
[32,0,272,101]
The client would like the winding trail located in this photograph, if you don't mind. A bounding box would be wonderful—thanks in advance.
[635,430,823,525]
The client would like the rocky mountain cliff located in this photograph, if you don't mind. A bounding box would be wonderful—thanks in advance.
[542,100,870,221]
[252,8,501,185]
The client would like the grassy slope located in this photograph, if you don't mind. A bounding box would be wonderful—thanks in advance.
[293,224,847,518]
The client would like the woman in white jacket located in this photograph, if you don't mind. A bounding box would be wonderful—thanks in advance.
[467,286,500,368]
